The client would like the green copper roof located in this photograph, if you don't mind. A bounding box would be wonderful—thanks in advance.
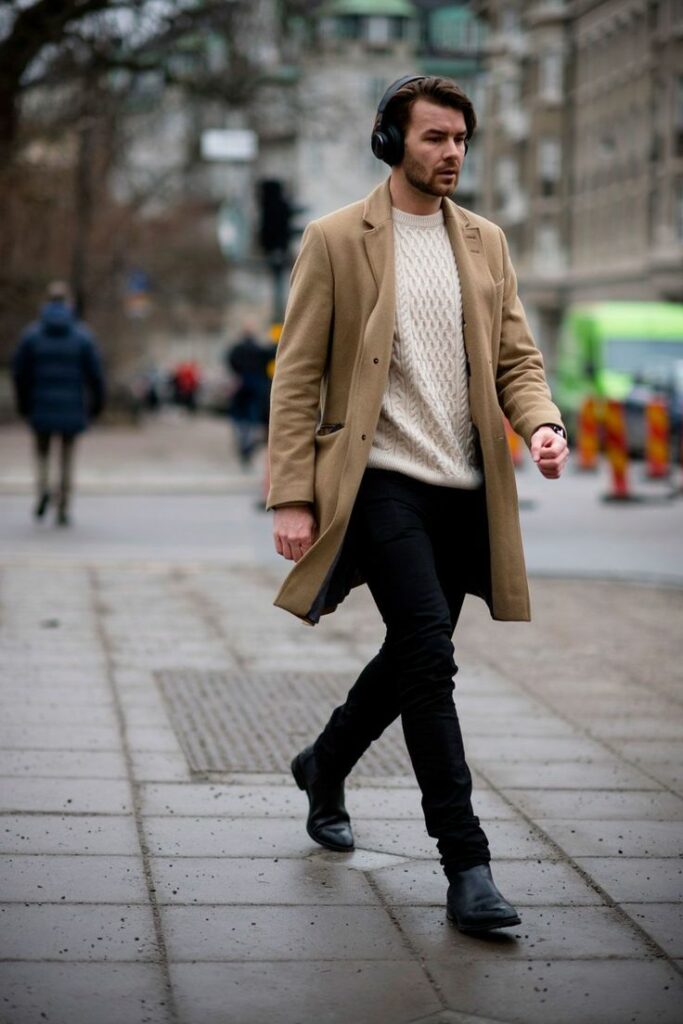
[324,0,417,17]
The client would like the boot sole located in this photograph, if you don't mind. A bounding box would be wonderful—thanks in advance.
[291,755,355,853]
[447,909,521,933]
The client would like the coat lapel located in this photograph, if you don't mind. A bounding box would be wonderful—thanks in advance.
[361,181,396,361]
[443,201,484,335]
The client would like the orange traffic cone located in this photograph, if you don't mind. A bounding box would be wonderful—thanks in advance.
[577,396,600,471]
[645,397,670,479]
[504,417,524,468]
[603,400,635,501]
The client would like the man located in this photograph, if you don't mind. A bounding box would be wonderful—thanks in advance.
[12,281,105,526]
[267,76,569,933]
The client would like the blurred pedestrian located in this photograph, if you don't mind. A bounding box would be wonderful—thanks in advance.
[226,324,276,467]
[12,281,105,526]
[268,77,569,934]
[172,360,201,412]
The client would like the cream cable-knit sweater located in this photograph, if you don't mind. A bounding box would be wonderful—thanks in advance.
[367,207,483,489]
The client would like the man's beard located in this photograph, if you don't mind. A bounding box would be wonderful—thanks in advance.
[402,151,458,197]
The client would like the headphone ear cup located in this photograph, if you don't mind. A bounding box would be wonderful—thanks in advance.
[383,124,404,166]
[371,130,388,162]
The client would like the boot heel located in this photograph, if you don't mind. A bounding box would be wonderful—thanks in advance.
[291,755,305,790]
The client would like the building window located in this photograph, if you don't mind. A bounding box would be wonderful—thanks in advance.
[539,52,563,103]
[538,137,561,196]
[499,75,520,114]
[535,221,562,269]
[366,17,391,46]
[677,181,683,242]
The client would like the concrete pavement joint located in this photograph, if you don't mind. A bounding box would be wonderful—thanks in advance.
[89,568,180,1024]
[465,643,683,801]
[471,761,683,977]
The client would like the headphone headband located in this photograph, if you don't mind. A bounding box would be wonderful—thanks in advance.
[375,74,427,118]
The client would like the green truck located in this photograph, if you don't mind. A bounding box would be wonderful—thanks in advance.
[554,301,683,452]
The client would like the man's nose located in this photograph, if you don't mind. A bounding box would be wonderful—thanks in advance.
[443,138,460,160]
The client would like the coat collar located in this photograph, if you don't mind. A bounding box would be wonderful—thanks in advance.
[361,177,478,238]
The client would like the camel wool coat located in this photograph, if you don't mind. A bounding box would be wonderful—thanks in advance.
[267,179,564,625]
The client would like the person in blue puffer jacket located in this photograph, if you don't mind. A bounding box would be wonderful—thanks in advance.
[12,281,105,525]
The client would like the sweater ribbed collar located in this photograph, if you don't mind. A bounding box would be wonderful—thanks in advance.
[391,207,445,230]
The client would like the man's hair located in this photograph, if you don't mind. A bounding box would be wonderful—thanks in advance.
[384,77,477,143]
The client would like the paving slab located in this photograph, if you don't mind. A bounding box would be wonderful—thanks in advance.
[479,760,661,791]
[505,789,683,820]
[0,750,128,779]
[536,819,683,857]
[428,959,683,1024]
[139,781,513,821]
[620,903,683,958]
[169,960,441,1024]
[394,905,652,960]
[125,727,182,754]
[0,815,141,855]
[0,778,133,814]
[0,904,158,961]
[467,736,613,762]
[585,717,683,740]
[143,816,320,858]
[575,857,683,902]
[160,905,411,961]
[0,962,172,1024]
[643,765,683,793]
[1,704,117,726]
[149,856,379,905]
[0,724,121,750]
[0,855,148,903]
[613,740,683,764]
[0,686,114,707]
[353,819,556,861]
[370,859,604,907]
[458,716,580,738]
[130,752,191,783]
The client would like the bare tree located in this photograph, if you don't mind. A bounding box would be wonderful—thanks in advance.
[0,0,290,367]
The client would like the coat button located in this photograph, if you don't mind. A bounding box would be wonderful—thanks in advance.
[361,434,366,441]
[373,357,379,364]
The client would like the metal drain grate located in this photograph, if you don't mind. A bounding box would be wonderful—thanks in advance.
[155,669,413,777]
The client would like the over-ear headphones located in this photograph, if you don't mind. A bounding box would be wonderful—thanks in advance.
[371,75,426,166]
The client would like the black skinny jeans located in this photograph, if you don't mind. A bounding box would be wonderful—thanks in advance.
[313,468,491,879]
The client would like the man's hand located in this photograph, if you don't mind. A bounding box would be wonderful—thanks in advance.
[530,426,569,479]
[273,505,318,562]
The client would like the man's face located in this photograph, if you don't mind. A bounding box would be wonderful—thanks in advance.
[399,99,467,198]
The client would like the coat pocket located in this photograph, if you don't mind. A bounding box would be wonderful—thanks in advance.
[316,421,345,436]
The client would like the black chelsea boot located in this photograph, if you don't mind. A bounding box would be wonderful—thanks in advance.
[291,745,354,852]
[447,864,521,933]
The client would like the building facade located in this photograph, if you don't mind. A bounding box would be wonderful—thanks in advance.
[476,0,683,367]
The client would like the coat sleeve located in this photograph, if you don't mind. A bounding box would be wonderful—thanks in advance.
[494,228,564,445]
[267,221,334,510]
[11,334,33,418]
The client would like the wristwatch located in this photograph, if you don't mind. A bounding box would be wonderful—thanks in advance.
[541,423,567,439]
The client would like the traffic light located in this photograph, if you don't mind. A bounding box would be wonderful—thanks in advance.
[258,179,291,257]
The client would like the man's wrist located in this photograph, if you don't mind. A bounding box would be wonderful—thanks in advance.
[535,423,566,440]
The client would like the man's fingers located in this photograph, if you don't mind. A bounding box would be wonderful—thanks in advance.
[274,530,315,561]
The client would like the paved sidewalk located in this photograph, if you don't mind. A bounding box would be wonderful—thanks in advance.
[1,416,682,1023]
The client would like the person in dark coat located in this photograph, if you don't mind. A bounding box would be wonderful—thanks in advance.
[12,281,105,525]
[225,325,277,466]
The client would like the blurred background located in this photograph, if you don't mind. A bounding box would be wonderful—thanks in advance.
[1,0,682,422]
